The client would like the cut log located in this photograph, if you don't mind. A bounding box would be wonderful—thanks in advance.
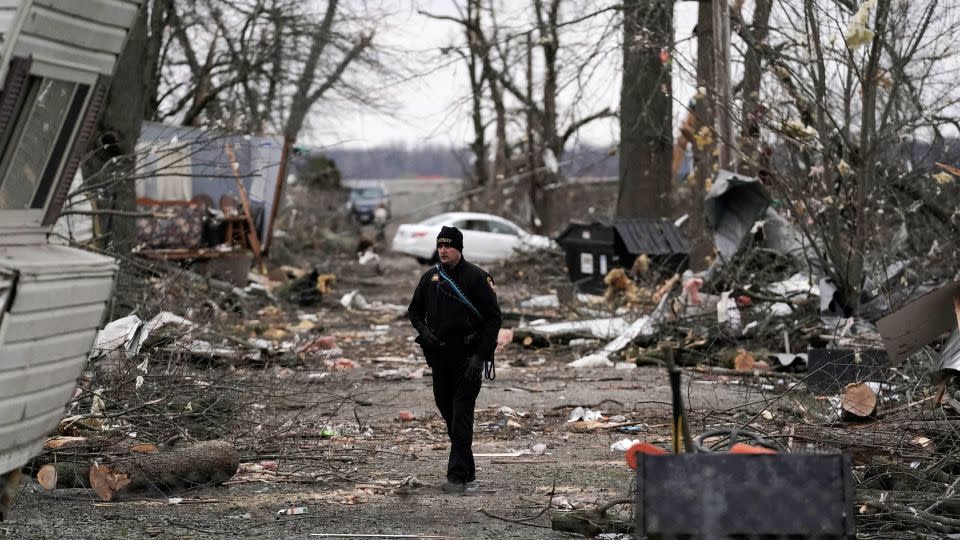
[37,463,92,490]
[43,436,90,450]
[733,350,756,371]
[88,440,239,501]
[841,382,878,418]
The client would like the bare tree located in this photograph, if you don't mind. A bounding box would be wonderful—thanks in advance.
[425,1,618,228]
[617,0,674,219]
[737,0,960,310]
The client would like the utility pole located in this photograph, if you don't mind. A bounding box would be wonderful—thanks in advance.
[712,0,735,170]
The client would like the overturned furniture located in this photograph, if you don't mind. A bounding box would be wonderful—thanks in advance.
[132,121,284,281]
[0,0,143,518]
[555,218,688,293]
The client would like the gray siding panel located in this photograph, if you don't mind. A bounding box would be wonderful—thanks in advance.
[11,277,113,312]
[0,8,16,36]
[0,354,85,396]
[0,329,98,369]
[14,33,116,74]
[0,380,74,420]
[24,5,128,54]
[34,0,140,30]
[0,408,65,449]
[3,303,105,342]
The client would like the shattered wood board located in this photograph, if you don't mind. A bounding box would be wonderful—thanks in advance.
[877,281,960,364]
[805,348,888,395]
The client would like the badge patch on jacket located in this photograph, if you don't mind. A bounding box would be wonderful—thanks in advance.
[431,274,439,282]
[486,276,496,290]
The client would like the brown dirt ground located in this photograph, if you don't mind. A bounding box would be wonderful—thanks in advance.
[4,252,760,539]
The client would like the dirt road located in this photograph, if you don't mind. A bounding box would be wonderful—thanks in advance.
[5,252,753,539]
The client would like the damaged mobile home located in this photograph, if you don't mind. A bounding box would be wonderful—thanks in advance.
[0,0,142,517]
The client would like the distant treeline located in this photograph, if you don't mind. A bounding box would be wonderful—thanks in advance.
[320,138,960,181]
[322,143,619,180]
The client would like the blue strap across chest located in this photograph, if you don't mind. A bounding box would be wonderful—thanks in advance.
[435,264,482,320]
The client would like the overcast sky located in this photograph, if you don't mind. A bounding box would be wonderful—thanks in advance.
[310,1,701,151]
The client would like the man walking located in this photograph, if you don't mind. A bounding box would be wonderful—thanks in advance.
[408,226,502,493]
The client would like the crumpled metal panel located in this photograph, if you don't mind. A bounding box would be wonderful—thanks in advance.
[704,170,770,259]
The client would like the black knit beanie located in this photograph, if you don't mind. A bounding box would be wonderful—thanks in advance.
[436,226,463,252]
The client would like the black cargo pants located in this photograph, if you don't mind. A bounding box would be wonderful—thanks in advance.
[426,348,482,484]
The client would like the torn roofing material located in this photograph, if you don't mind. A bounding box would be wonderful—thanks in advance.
[613,218,689,256]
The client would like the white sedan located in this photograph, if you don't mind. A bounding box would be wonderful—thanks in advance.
[391,212,555,263]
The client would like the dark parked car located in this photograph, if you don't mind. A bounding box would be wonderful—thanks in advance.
[347,185,390,224]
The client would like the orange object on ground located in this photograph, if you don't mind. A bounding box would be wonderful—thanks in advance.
[625,442,668,469]
[729,443,776,455]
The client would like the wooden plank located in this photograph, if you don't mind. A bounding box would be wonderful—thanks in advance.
[33,0,139,29]
[0,354,86,397]
[22,5,128,53]
[11,277,113,312]
[0,329,97,369]
[224,145,265,273]
[3,303,105,342]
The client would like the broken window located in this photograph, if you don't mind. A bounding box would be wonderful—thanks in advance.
[0,77,89,210]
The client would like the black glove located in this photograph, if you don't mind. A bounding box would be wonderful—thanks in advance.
[419,327,442,347]
[464,354,484,382]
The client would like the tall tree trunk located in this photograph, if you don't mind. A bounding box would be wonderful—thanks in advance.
[143,0,170,121]
[847,0,891,312]
[617,0,674,219]
[738,0,771,177]
[712,0,734,169]
[466,0,488,188]
[532,0,561,231]
[690,0,716,269]
[82,3,149,252]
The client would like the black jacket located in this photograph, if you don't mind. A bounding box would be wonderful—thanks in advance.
[408,258,502,362]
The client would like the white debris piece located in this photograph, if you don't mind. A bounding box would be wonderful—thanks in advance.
[567,407,604,422]
[521,318,629,340]
[767,273,819,298]
[358,248,380,266]
[717,291,741,330]
[91,311,200,357]
[774,353,807,367]
[340,290,369,310]
[520,294,560,309]
[137,312,198,350]
[610,438,640,452]
[769,302,794,316]
[567,354,614,368]
[91,315,143,357]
